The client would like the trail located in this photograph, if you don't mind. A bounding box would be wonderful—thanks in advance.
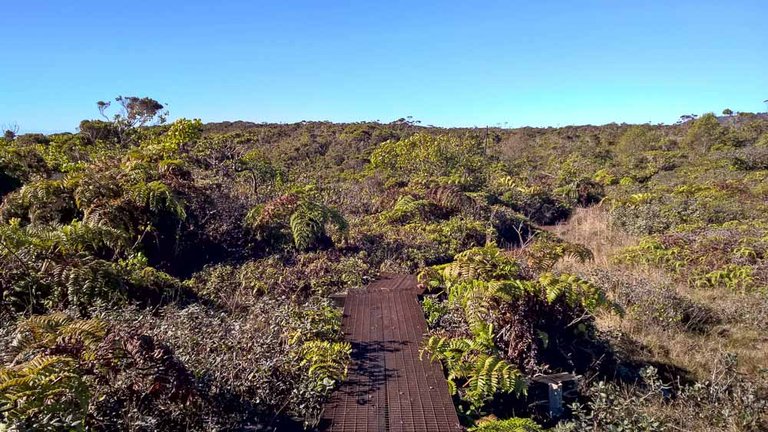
[320,274,462,432]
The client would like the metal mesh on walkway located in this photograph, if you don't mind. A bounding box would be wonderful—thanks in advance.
[320,274,462,432]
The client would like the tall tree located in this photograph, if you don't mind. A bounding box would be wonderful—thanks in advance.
[97,96,168,146]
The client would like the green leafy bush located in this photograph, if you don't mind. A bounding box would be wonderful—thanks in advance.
[471,417,544,432]
[731,146,768,170]
[368,132,487,187]
[557,361,767,431]
[683,113,730,151]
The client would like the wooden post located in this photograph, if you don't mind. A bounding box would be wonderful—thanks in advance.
[529,373,577,419]
[548,381,563,418]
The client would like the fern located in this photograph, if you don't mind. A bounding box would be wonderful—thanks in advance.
[419,241,621,413]
[419,245,521,290]
[290,204,324,250]
[524,236,594,272]
[0,220,180,313]
[246,193,299,230]
[246,188,347,251]
[289,200,348,251]
[298,340,352,392]
[464,354,525,406]
[127,180,186,220]
[538,273,617,313]
[0,354,89,429]
[490,174,521,192]
[380,195,432,223]
[426,184,473,212]
[6,313,106,364]
[50,221,130,256]
[0,179,75,225]
[0,324,94,430]
[422,332,526,411]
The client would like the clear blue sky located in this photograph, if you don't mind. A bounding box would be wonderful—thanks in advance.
[1,1,767,133]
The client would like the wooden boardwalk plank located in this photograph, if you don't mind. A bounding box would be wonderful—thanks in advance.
[320,274,462,432]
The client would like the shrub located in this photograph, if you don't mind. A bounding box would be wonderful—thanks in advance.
[368,133,487,187]
[472,417,544,432]
[731,146,768,170]
[0,313,199,431]
[616,125,663,156]
[500,186,571,225]
[490,205,536,247]
[582,268,719,333]
[616,223,768,292]
[193,251,371,306]
[421,295,449,328]
[113,297,350,428]
[419,216,488,258]
[557,360,768,431]
[683,113,730,151]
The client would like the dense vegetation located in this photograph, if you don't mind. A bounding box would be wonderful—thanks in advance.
[1,99,766,430]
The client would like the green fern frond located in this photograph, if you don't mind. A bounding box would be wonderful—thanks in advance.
[538,273,617,313]
[290,205,323,250]
[464,354,525,406]
[441,245,521,286]
[0,355,89,428]
[127,180,186,220]
[380,195,433,223]
[247,190,347,251]
[8,314,107,363]
[298,340,351,392]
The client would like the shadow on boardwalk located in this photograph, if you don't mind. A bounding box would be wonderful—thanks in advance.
[343,340,407,403]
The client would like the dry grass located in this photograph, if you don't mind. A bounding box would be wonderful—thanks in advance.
[551,206,768,383]
[547,205,635,265]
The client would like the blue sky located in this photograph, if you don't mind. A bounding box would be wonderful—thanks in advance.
[1,1,766,133]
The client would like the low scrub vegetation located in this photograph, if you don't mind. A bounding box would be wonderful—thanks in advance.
[1,100,767,430]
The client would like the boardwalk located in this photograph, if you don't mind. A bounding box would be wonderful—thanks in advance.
[320,274,462,432]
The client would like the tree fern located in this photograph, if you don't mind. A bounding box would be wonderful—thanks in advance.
[297,340,351,392]
[127,180,186,220]
[250,188,348,251]
[422,332,526,410]
[538,273,619,313]
[380,195,432,223]
[0,354,89,429]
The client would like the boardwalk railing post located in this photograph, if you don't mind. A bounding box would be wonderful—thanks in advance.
[530,373,578,420]
[548,382,563,418]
